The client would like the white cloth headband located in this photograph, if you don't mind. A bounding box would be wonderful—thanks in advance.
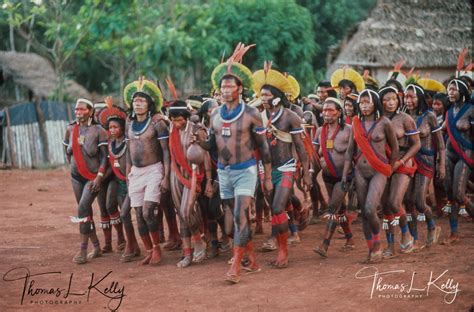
[76,98,93,108]
[169,106,189,110]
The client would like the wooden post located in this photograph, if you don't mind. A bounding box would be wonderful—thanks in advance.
[34,97,50,164]
[4,107,17,167]
[66,102,73,122]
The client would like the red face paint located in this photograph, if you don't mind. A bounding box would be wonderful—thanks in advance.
[220,79,240,103]
[74,103,91,120]
[322,103,340,124]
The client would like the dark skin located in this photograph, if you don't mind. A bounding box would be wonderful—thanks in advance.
[302,107,329,219]
[64,101,108,263]
[381,91,420,255]
[313,102,354,256]
[105,120,139,258]
[404,89,445,248]
[342,95,399,263]
[444,83,473,242]
[169,116,212,268]
[261,87,311,267]
[197,77,272,280]
[125,95,170,265]
[199,101,230,254]
[302,96,323,116]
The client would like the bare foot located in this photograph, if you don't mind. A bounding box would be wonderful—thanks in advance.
[149,245,161,266]
[73,250,87,264]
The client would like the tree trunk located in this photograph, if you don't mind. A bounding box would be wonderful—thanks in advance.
[119,57,125,108]
[8,12,15,52]
[34,96,50,164]
[25,14,36,53]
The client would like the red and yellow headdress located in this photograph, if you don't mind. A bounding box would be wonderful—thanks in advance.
[330,66,365,92]
[286,74,300,101]
[252,61,294,97]
[123,76,164,112]
[98,96,127,129]
[363,69,379,90]
[211,42,255,92]
[417,77,446,93]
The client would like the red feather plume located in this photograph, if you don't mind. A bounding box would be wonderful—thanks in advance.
[457,48,468,71]
[165,77,178,101]
[393,59,405,72]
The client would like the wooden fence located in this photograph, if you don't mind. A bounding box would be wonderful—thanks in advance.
[1,101,74,168]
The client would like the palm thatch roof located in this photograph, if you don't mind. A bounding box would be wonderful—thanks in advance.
[0,51,91,99]
[327,0,472,73]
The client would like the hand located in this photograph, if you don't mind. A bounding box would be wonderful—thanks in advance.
[160,176,170,192]
[89,176,103,193]
[393,160,402,172]
[437,165,446,180]
[204,179,214,198]
[303,173,312,192]
[263,178,273,196]
[341,176,348,192]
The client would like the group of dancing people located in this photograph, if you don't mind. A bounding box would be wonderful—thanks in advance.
[64,43,473,284]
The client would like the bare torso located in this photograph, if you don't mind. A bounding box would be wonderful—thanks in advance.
[127,116,167,167]
[211,103,262,166]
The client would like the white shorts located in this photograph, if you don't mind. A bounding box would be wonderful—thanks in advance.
[128,162,163,207]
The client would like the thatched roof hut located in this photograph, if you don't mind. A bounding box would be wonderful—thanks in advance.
[0,51,91,102]
[327,0,472,84]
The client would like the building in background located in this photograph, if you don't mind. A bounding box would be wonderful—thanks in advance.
[326,0,472,85]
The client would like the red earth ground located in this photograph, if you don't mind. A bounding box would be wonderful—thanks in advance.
[0,167,473,311]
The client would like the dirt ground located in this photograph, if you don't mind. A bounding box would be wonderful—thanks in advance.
[0,167,473,312]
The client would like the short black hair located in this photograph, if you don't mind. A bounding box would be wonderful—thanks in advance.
[338,79,356,92]
[433,92,449,111]
[168,100,190,120]
[107,117,126,132]
[317,80,337,98]
[129,92,156,120]
[344,93,359,116]
[317,80,332,88]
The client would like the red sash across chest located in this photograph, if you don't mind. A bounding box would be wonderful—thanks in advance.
[72,124,97,181]
[320,124,340,177]
[170,127,204,192]
[108,152,126,181]
[352,117,392,177]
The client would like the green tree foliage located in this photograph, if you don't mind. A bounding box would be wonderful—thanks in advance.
[182,0,316,93]
[1,0,102,101]
[297,0,377,82]
[1,0,374,100]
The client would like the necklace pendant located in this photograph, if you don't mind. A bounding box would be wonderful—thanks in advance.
[114,160,120,168]
[78,135,85,145]
[222,123,231,137]
[326,139,334,149]
[134,135,140,140]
